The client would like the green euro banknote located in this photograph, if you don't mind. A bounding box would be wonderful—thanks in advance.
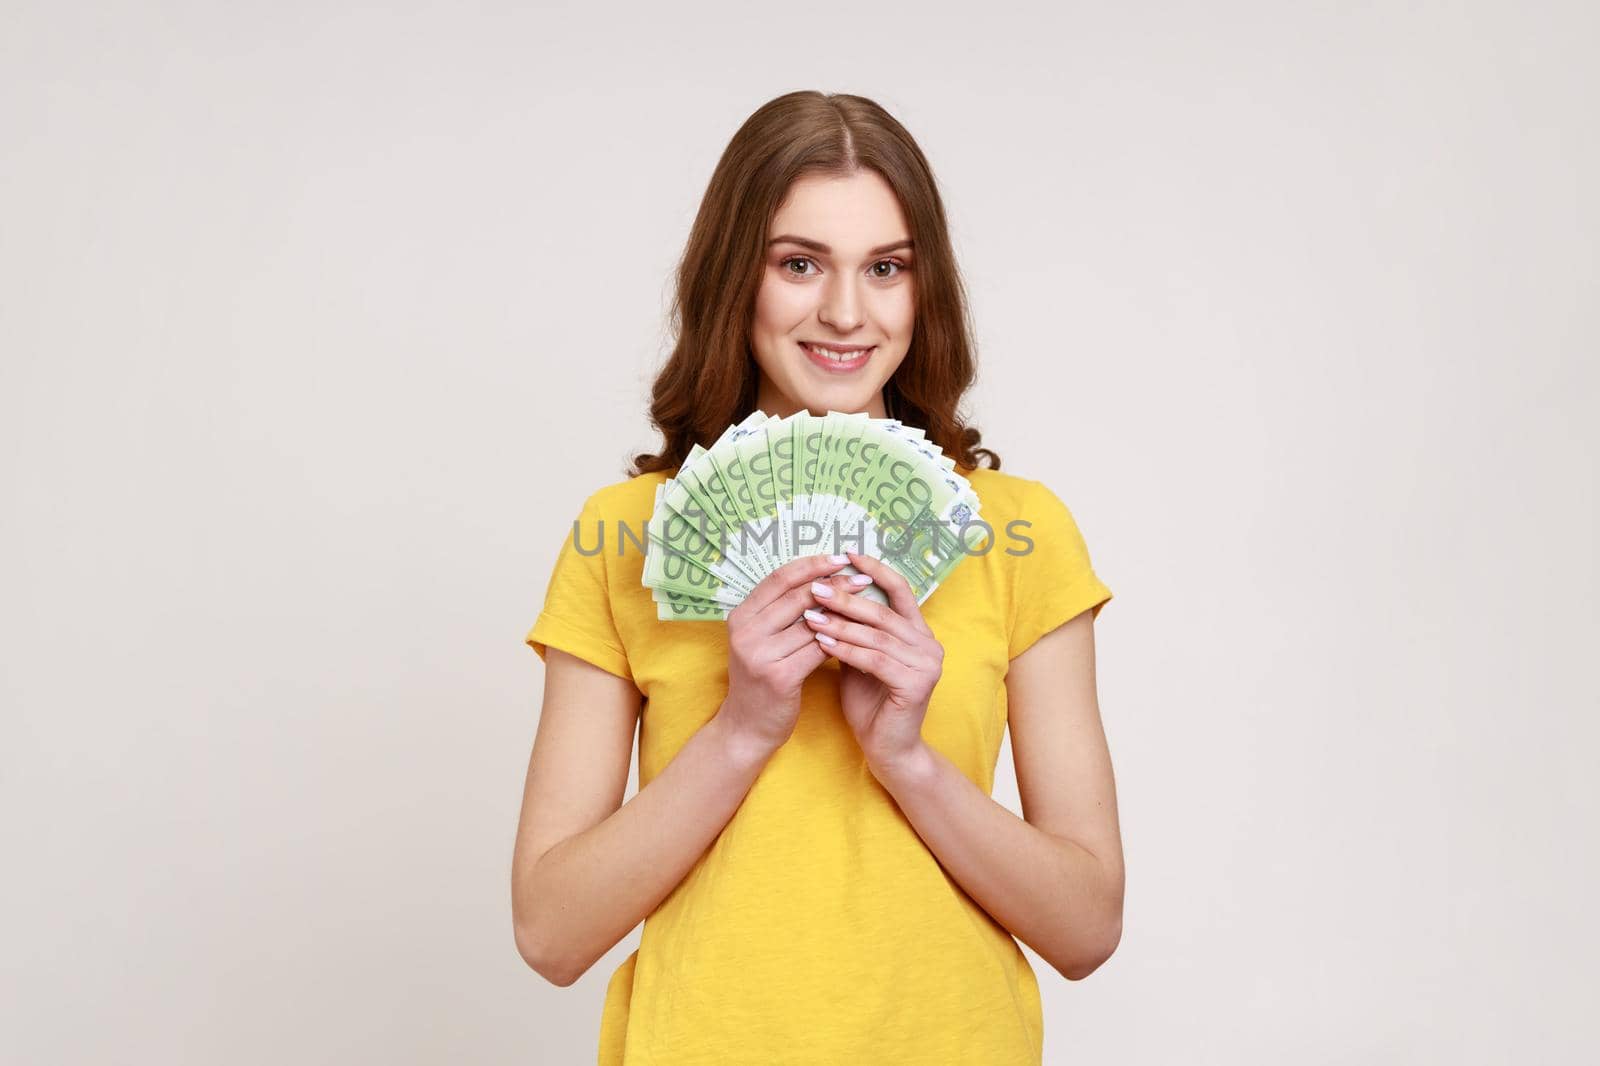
[642,411,985,621]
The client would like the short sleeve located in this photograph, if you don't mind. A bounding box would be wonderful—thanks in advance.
[1006,479,1113,660]
[524,492,635,683]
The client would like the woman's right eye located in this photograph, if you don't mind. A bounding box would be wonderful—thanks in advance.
[780,256,818,276]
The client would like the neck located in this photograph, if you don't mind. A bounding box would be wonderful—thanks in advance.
[754,382,889,420]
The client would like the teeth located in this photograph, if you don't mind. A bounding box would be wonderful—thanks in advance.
[804,342,871,361]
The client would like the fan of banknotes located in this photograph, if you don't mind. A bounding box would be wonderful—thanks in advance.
[643,410,983,620]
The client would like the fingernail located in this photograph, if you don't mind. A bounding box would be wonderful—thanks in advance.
[848,574,873,586]
[810,581,834,598]
[814,632,837,646]
[827,553,849,564]
[803,608,828,624]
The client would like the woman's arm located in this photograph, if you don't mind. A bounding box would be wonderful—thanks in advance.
[510,648,778,986]
[871,609,1125,980]
[511,553,844,985]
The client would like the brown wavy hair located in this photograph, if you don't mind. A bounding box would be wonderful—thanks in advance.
[626,90,1000,478]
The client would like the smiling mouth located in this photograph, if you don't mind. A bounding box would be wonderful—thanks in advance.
[800,341,875,370]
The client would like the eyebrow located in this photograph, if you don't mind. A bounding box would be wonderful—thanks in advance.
[768,234,914,256]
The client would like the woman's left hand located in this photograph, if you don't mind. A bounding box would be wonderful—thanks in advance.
[804,551,944,775]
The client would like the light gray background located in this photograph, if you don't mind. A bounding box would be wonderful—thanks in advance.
[3,2,1595,1062]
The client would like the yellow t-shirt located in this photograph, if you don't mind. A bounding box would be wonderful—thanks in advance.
[525,466,1112,1065]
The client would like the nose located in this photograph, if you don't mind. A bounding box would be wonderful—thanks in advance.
[817,272,864,332]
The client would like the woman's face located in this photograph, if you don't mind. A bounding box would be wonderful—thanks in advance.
[750,169,915,418]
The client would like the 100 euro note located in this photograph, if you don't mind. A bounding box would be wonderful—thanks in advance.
[641,483,753,608]
[682,416,787,580]
[702,412,781,578]
[794,410,979,605]
[668,446,765,586]
[728,415,787,574]
[646,417,785,620]
[846,429,981,605]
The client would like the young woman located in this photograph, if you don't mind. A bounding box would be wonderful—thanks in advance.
[512,91,1124,1065]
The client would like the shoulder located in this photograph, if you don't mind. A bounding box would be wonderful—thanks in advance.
[577,470,673,521]
[963,467,1099,565]
[965,469,1112,645]
[964,467,1062,521]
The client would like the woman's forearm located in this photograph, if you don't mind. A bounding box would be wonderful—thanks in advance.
[517,706,776,985]
[871,742,1124,980]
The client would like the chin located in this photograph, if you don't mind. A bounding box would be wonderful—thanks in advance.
[794,382,883,411]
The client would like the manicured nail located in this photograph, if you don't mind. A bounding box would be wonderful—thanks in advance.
[810,581,834,598]
[848,574,873,586]
[814,631,837,646]
[803,609,828,624]
[827,553,849,564]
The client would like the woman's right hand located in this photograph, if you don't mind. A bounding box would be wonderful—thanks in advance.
[716,552,867,755]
